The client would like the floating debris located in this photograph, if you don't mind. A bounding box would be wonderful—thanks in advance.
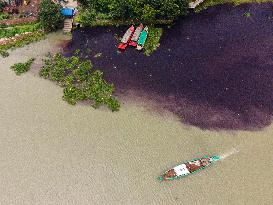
[94,52,102,58]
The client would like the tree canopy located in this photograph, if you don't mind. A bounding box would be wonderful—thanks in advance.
[77,0,188,22]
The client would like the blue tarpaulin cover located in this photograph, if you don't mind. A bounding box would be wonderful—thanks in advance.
[61,8,74,16]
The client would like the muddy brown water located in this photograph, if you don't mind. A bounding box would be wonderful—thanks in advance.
[0,4,273,205]
[65,3,273,130]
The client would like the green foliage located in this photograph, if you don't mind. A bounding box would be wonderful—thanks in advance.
[0,21,39,29]
[243,11,252,17]
[194,0,226,12]
[77,0,188,23]
[194,0,272,12]
[108,0,127,19]
[10,58,35,75]
[39,52,120,111]
[144,27,163,56]
[0,49,9,57]
[76,8,97,27]
[159,0,181,19]
[141,5,157,25]
[0,23,41,38]
[0,31,45,57]
[0,12,10,20]
[38,0,64,31]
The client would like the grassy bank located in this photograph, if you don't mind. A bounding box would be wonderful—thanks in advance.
[195,0,273,12]
[74,16,173,27]
[0,22,41,39]
[0,31,45,57]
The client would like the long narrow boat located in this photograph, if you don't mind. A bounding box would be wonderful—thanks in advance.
[129,23,144,47]
[158,155,220,181]
[136,26,148,50]
[118,25,135,50]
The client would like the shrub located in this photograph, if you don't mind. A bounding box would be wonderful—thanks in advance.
[0,12,9,20]
[0,50,9,58]
[10,58,35,75]
[76,8,97,27]
[38,0,64,31]
[243,11,252,17]
[39,52,120,111]
[143,27,163,56]
[141,5,157,25]
[78,0,188,23]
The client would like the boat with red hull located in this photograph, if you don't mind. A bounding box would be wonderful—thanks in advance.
[129,23,143,47]
[118,25,135,50]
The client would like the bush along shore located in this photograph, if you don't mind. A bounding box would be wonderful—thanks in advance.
[75,0,187,26]
[10,58,35,75]
[143,27,163,56]
[194,0,273,12]
[39,51,120,111]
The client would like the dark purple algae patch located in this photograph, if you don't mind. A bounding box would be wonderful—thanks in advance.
[64,3,273,130]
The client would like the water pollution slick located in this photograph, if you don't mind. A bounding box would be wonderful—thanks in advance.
[158,155,220,181]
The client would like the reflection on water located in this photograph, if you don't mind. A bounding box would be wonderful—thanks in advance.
[65,3,273,130]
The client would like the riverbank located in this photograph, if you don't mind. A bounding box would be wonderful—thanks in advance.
[0,29,273,204]
[195,0,273,12]
[74,18,174,27]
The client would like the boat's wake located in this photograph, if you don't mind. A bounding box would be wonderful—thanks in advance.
[220,148,239,160]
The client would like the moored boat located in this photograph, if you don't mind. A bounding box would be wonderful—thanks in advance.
[136,26,148,50]
[118,25,135,50]
[129,23,144,47]
[158,155,220,181]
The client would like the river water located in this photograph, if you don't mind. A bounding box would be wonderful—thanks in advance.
[66,3,273,130]
[0,4,272,205]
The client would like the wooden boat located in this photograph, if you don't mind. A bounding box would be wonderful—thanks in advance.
[118,25,135,50]
[158,155,221,181]
[129,23,144,47]
[136,26,148,50]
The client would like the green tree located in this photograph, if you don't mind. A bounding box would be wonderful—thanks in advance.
[141,4,157,24]
[78,8,97,26]
[108,0,127,19]
[77,0,188,23]
[38,0,64,32]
